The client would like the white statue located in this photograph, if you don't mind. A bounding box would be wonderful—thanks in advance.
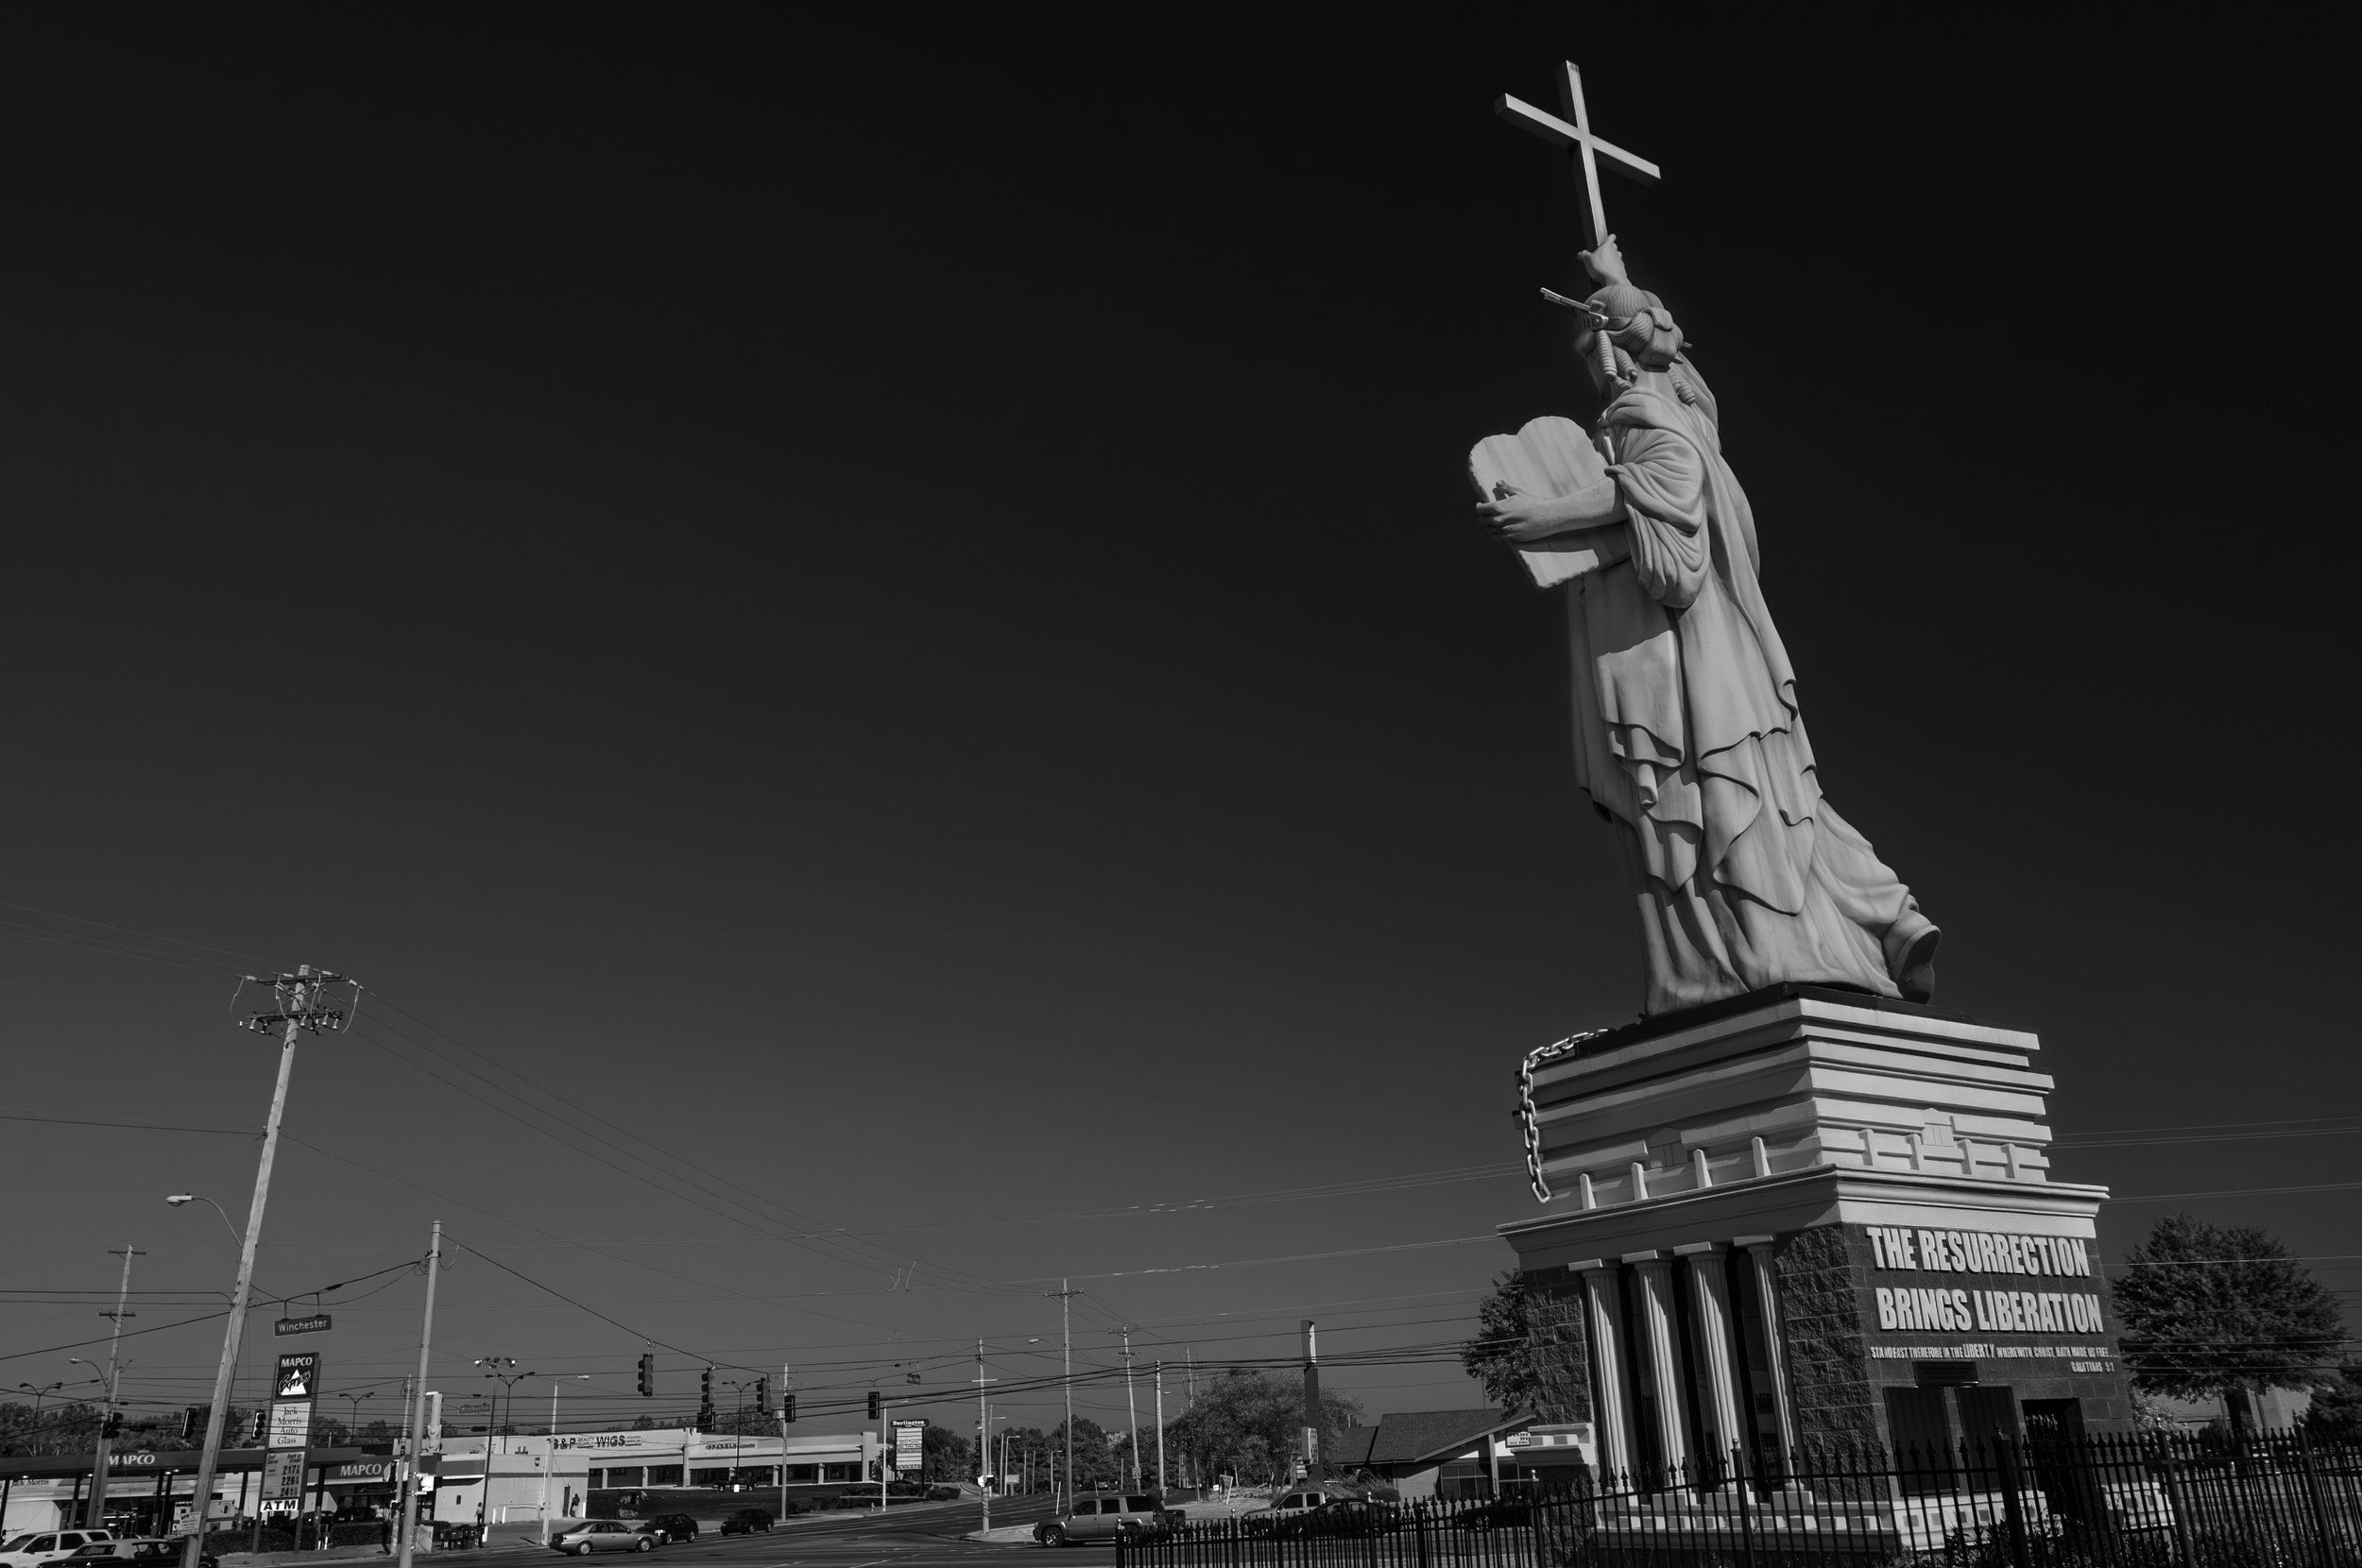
[1474,237,1939,1016]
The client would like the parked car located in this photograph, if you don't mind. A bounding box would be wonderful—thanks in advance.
[717,1511,773,1537]
[63,1541,215,1568]
[550,1522,659,1556]
[1035,1495,1179,1546]
[642,1515,698,1545]
[1448,1498,1532,1531]
[0,1533,118,1568]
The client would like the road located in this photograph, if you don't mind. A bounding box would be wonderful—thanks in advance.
[610,1496,1087,1568]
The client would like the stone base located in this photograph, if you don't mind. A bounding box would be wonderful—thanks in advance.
[1497,987,2131,1475]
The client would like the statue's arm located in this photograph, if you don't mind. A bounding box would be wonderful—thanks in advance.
[1477,477,1628,545]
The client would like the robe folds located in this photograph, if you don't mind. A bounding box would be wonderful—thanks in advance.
[1565,370,1928,1015]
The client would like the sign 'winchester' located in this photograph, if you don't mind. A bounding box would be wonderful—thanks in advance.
[1464,60,2132,1480]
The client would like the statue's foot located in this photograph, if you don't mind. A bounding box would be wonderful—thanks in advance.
[1886,916,1940,1004]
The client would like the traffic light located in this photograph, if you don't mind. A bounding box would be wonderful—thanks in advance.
[182,1406,209,1442]
[637,1355,654,1398]
[781,1393,796,1424]
[755,1375,769,1410]
[248,1410,268,1443]
[865,1390,881,1421]
[101,1411,123,1440]
[695,1366,715,1429]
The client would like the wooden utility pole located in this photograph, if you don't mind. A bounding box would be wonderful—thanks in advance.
[1153,1362,1166,1494]
[974,1341,996,1533]
[1301,1321,1323,1487]
[1046,1282,1079,1509]
[85,1243,144,1527]
[1120,1328,1140,1492]
[180,968,351,1568]
[395,1220,442,1568]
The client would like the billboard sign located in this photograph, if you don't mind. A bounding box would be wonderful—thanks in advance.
[268,1402,313,1450]
[892,1419,926,1475]
[262,1449,307,1504]
[273,1353,323,1400]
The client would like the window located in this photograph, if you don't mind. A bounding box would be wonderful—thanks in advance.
[821,1463,860,1484]
[645,1467,683,1487]
[605,1468,644,1488]
[586,1471,604,1489]
[738,1468,775,1487]
[1073,1501,1097,1516]
[689,1469,729,1488]
[782,1466,817,1484]
[1126,1498,1155,1512]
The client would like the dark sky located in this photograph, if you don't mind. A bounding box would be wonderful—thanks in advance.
[0,11,2353,1441]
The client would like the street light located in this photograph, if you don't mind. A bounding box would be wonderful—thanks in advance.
[340,1393,372,1438]
[165,1195,245,1249]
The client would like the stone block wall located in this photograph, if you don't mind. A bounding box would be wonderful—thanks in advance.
[1776,1223,1879,1446]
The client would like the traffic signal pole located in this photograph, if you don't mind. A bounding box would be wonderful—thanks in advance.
[180,969,349,1568]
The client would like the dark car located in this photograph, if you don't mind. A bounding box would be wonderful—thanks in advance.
[642,1516,698,1545]
[1449,1499,1532,1531]
[67,1541,217,1568]
[716,1511,772,1537]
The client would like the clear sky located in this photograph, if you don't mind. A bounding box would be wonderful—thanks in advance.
[0,12,2351,1448]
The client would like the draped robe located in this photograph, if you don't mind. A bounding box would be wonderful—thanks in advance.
[1565,367,1929,1014]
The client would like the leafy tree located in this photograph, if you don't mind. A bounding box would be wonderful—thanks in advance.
[2114,1215,2346,1432]
[1048,1417,1121,1491]
[920,1423,971,1483]
[1461,1272,1586,1421]
[1163,1371,1361,1491]
[2301,1369,2362,1444]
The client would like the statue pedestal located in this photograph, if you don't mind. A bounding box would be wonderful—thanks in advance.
[1498,985,2131,1474]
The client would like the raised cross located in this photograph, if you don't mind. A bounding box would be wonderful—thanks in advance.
[1496,62,1660,248]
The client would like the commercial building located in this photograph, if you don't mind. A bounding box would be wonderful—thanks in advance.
[432,1429,881,1525]
[0,1447,381,1536]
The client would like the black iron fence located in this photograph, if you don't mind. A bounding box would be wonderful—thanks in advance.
[1118,1433,2362,1568]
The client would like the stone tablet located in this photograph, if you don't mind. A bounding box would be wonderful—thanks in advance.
[1467,415,1630,588]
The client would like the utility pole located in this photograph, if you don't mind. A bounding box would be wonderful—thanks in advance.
[396,1220,442,1568]
[84,1243,145,1528]
[1153,1363,1166,1495]
[1301,1321,1323,1488]
[1186,1348,1195,1410]
[1120,1328,1140,1492]
[1047,1281,1078,1510]
[180,967,351,1568]
[973,1341,996,1534]
[777,1364,790,1529]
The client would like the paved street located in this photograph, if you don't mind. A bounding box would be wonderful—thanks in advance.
[584,1498,1086,1568]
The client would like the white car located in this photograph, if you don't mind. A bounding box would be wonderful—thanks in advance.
[0,1532,117,1568]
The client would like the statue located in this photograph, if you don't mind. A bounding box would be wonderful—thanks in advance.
[1472,236,1939,1015]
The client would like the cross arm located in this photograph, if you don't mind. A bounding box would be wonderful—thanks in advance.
[1493,95,1662,184]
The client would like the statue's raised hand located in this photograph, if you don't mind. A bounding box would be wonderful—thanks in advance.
[1580,235,1629,288]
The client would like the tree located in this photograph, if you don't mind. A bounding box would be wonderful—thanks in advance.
[1163,1371,1361,1491]
[1048,1417,1121,1491]
[1461,1272,1586,1421]
[2114,1215,2346,1432]
[921,1423,971,1483]
[2301,1369,2362,1444]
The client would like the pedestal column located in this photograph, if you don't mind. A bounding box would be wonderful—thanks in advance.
[1624,1250,1689,1478]
[1570,1260,1634,1481]
[1737,1236,1799,1461]
[1674,1241,1745,1472]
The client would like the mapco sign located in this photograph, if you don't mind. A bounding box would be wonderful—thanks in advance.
[274,1314,333,1338]
[273,1353,323,1400]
